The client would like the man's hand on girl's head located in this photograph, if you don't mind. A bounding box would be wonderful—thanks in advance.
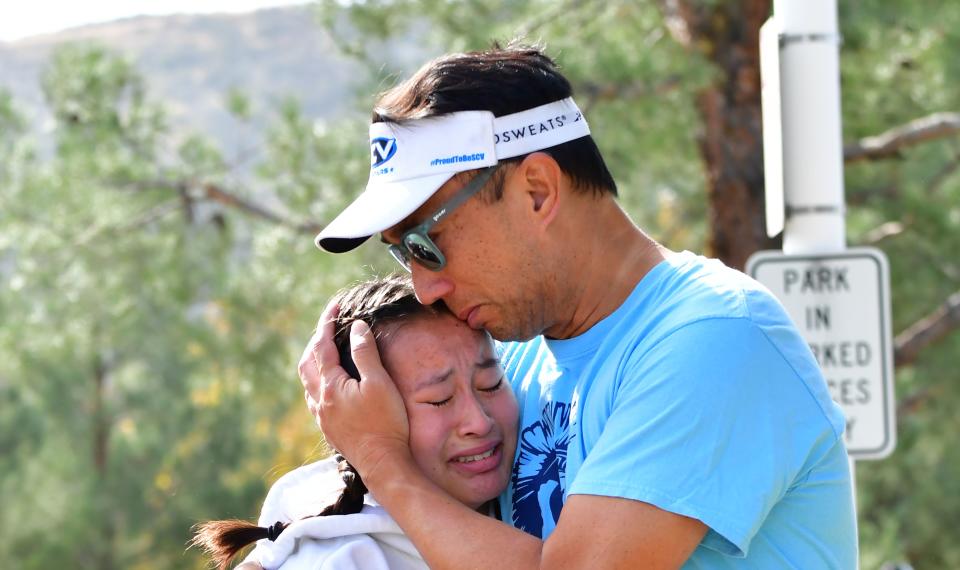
[341,320,413,479]
[297,299,412,482]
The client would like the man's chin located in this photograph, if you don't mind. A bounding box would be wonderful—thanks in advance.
[486,321,540,343]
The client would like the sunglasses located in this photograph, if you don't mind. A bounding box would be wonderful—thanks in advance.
[387,166,498,272]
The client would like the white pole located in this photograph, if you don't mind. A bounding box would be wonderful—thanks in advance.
[775,0,847,254]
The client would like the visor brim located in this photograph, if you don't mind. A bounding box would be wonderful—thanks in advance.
[315,171,453,253]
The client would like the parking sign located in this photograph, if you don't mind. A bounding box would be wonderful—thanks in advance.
[747,247,896,459]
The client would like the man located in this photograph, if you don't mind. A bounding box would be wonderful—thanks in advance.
[299,45,857,569]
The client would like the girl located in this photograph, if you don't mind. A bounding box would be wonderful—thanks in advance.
[192,275,518,569]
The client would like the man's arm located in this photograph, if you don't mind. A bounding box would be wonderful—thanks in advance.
[368,454,705,570]
[299,306,706,569]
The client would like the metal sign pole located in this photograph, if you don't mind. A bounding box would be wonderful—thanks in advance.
[776,0,846,253]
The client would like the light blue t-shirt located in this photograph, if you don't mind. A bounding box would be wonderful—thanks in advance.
[498,251,857,569]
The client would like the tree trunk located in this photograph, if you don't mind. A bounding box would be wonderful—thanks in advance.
[93,352,115,570]
[661,0,777,269]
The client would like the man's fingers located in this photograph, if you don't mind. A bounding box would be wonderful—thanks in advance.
[298,301,355,407]
[298,301,341,374]
[297,337,319,382]
[316,301,341,354]
[296,318,410,476]
[350,320,389,387]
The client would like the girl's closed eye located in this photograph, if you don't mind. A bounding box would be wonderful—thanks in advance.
[427,396,453,408]
[479,376,504,393]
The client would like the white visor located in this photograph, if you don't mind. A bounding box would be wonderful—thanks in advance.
[316,97,590,252]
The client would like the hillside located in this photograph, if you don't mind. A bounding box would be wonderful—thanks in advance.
[0,5,427,158]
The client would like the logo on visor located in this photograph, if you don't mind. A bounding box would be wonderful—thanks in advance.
[371,137,398,168]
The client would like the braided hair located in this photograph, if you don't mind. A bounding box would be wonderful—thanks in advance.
[191,275,439,569]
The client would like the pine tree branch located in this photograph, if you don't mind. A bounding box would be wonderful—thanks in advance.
[926,152,960,194]
[201,183,323,235]
[114,179,323,235]
[897,385,938,417]
[517,0,597,36]
[860,221,905,245]
[73,199,182,246]
[894,290,960,368]
[844,112,960,163]
[846,184,900,206]
[579,76,682,109]
[657,0,700,48]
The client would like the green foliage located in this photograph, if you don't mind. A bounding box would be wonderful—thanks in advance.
[839,5,960,566]
[225,87,253,122]
[0,43,377,569]
[2,2,958,568]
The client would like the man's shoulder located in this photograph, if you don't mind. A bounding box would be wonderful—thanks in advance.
[644,251,773,322]
[617,254,846,442]
[589,252,781,354]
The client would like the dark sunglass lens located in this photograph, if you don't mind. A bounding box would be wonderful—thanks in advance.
[405,233,444,269]
[387,245,412,272]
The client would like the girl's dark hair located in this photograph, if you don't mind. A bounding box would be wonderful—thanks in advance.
[374,42,617,198]
[191,275,439,569]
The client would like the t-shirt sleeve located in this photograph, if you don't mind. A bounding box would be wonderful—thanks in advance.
[566,317,839,557]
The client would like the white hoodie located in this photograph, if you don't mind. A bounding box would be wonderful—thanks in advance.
[242,458,427,570]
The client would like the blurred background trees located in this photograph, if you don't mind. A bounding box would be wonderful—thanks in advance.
[1,1,957,567]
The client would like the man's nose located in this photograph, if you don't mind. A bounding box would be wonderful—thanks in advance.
[411,263,454,306]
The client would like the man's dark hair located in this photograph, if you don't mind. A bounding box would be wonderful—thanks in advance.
[374,43,617,197]
[191,275,441,569]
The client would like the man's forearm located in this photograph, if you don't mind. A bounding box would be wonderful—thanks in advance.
[367,456,544,570]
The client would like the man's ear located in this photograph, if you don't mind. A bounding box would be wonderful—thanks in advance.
[517,152,563,227]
